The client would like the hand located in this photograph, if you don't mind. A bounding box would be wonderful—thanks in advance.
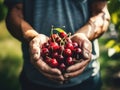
[64,33,92,80]
[29,34,65,84]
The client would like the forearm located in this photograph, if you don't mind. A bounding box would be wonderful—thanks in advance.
[5,3,39,42]
[76,1,110,41]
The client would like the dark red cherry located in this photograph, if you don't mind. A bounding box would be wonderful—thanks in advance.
[66,57,74,66]
[59,63,66,72]
[59,32,67,38]
[41,48,49,57]
[57,55,64,63]
[72,42,78,48]
[52,52,58,59]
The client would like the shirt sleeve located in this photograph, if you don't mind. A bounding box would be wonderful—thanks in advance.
[4,0,23,7]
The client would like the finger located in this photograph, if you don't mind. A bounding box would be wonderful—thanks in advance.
[30,37,40,48]
[64,64,87,79]
[33,59,65,82]
[38,34,49,47]
[82,40,92,52]
[34,59,62,76]
[82,40,92,59]
[31,46,40,60]
[29,40,41,61]
[42,72,65,82]
[66,59,90,73]
[83,49,92,60]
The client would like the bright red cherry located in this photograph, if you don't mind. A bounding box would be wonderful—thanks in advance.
[50,42,59,51]
[65,42,74,50]
[64,48,72,57]
[49,58,59,68]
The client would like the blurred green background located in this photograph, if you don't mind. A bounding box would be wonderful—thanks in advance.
[0,0,120,90]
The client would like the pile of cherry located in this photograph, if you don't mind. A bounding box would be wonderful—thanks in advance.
[40,27,84,72]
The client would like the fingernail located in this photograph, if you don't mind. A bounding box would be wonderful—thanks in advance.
[33,53,39,60]
[64,74,69,78]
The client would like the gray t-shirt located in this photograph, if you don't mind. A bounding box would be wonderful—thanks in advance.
[4,0,100,88]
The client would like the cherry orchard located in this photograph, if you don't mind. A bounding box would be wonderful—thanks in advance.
[40,27,84,73]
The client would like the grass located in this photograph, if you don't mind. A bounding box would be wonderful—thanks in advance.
[0,19,120,90]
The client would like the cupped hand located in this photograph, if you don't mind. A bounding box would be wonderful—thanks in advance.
[29,34,65,84]
[64,33,92,79]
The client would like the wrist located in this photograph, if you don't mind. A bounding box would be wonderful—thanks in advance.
[23,29,39,42]
[75,22,94,41]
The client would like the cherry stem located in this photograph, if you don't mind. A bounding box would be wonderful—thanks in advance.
[67,32,71,37]
[60,39,65,46]
[51,25,55,42]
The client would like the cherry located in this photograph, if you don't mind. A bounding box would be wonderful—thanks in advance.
[59,32,67,38]
[59,63,66,72]
[41,48,49,57]
[66,57,74,66]
[65,42,74,50]
[50,42,59,51]
[45,57,51,64]
[42,42,49,48]
[49,58,59,68]
[57,55,64,63]
[75,48,82,54]
[74,48,82,60]
[64,48,72,57]
[72,42,78,48]
[52,52,58,59]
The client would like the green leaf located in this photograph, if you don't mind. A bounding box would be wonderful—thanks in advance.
[53,28,66,33]
[105,40,116,48]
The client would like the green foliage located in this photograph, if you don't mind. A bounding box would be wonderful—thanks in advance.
[108,0,120,36]
[106,0,120,56]
[99,38,120,90]
[0,20,22,90]
[0,0,7,21]
[108,0,120,14]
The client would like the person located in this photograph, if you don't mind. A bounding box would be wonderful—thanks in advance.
[4,0,110,90]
